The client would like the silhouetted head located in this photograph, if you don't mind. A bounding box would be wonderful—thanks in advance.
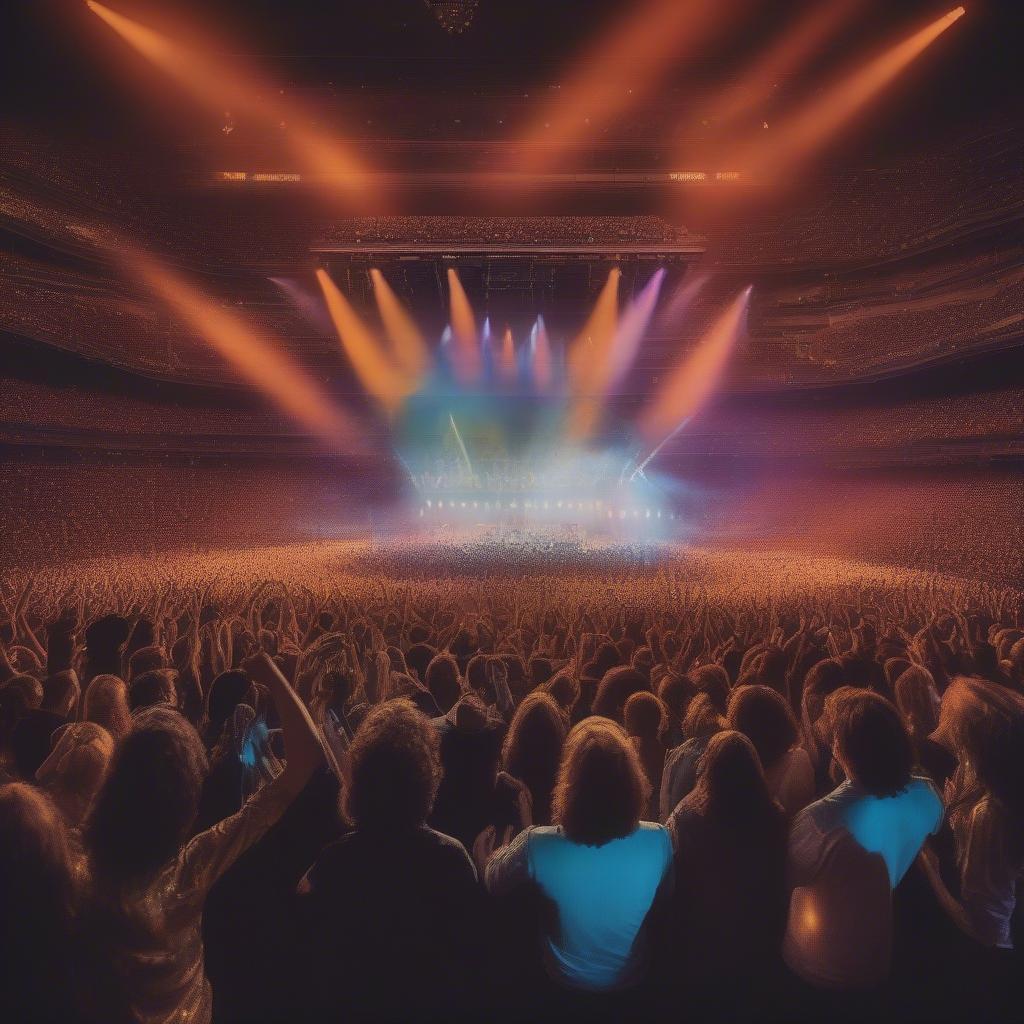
[503,691,566,825]
[128,645,165,682]
[682,691,728,741]
[86,707,208,886]
[728,684,799,773]
[933,676,1024,841]
[41,671,80,719]
[84,614,131,676]
[689,663,730,715]
[802,657,847,726]
[424,653,461,714]
[894,665,941,738]
[830,690,913,798]
[82,675,132,742]
[0,782,77,950]
[624,691,667,742]
[689,729,779,826]
[343,698,441,832]
[658,671,696,722]
[129,669,178,712]
[36,722,115,830]
[404,642,437,682]
[553,717,649,846]
[545,669,578,714]
[592,666,648,724]
[205,670,255,741]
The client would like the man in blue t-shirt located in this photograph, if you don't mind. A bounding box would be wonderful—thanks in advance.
[783,689,943,990]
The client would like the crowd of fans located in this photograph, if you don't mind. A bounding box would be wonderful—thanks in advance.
[1,539,1022,1022]
[325,215,687,245]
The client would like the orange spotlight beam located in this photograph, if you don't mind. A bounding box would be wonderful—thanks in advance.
[638,286,751,445]
[567,267,621,392]
[316,269,411,413]
[446,269,482,383]
[119,248,367,456]
[86,2,372,200]
[515,0,730,174]
[703,0,864,131]
[499,327,517,383]
[566,267,621,441]
[370,268,430,379]
[739,6,966,181]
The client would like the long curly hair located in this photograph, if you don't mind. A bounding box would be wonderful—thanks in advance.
[86,707,208,887]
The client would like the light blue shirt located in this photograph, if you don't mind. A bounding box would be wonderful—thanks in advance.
[804,774,943,888]
[523,823,672,990]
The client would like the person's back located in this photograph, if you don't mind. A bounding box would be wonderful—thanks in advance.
[782,691,941,991]
[83,657,322,1024]
[486,718,672,993]
[668,732,787,984]
[520,822,672,990]
[300,698,484,1018]
[783,824,893,990]
[429,694,505,848]
[300,824,481,1012]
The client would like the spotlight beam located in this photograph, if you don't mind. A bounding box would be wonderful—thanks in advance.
[514,0,732,174]
[735,6,967,182]
[499,327,517,383]
[566,267,621,441]
[702,0,864,132]
[370,269,430,379]
[638,286,751,447]
[114,247,368,457]
[316,269,412,413]
[531,316,553,392]
[606,268,666,387]
[446,269,482,383]
[85,2,373,202]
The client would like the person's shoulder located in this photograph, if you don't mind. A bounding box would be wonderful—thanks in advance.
[420,826,477,869]
[521,824,561,851]
[792,789,843,835]
[636,820,669,836]
[664,740,691,770]
[312,830,362,868]
[906,772,941,796]
[636,820,673,854]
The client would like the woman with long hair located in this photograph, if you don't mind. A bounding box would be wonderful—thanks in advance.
[82,653,322,1024]
[728,685,814,816]
[625,691,668,819]
[894,665,957,788]
[667,731,787,995]
[923,676,1024,950]
[502,690,566,827]
[485,717,672,994]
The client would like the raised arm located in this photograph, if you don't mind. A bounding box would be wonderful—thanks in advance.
[242,652,324,800]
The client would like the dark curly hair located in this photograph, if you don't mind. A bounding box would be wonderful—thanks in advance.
[553,718,649,846]
[86,707,208,886]
[728,684,799,773]
[831,690,913,798]
[343,698,441,832]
